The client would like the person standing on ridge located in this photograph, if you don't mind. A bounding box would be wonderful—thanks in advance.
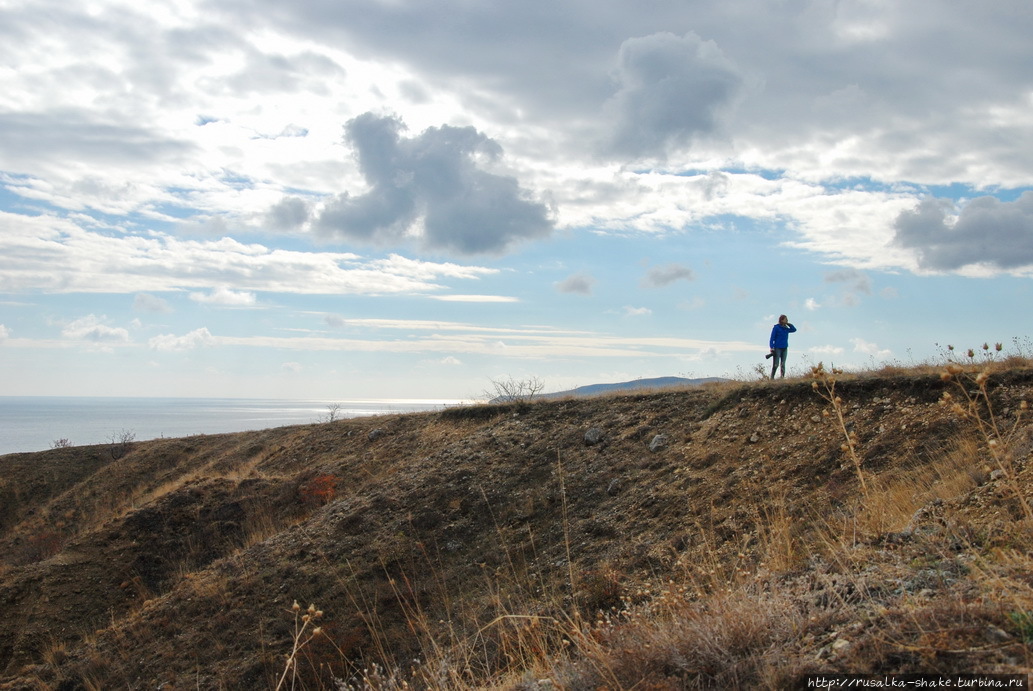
[768,314,797,379]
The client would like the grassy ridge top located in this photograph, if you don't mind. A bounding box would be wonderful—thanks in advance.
[1,364,1032,689]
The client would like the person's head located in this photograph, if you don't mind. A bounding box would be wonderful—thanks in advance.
[778,314,788,325]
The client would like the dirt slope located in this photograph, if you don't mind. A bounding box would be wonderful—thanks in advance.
[1,369,1031,689]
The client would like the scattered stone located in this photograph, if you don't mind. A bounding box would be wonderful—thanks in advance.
[368,428,385,441]
[584,427,604,446]
[606,478,622,496]
[831,637,852,655]
[986,625,1011,643]
[648,434,667,452]
[749,432,760,443]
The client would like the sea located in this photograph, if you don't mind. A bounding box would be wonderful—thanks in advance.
[0,397,466,456]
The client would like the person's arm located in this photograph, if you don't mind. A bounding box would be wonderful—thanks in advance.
[787,323,797,333]
[769,325,777,349]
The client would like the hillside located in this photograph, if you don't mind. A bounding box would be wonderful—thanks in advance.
[540,376,729,399]
[1,365,1032,689]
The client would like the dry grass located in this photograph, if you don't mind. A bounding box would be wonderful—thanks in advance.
[5,357,1033,689]
[318,362,1033,689]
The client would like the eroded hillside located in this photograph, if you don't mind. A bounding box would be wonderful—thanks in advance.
[1,368,1032,689]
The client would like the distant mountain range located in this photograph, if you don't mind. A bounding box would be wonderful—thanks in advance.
[539,376,729,400]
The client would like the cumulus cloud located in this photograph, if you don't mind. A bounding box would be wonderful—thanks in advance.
[623,306,652,317]
[133,293,172,314]
[602,31,745,159]
[190,287,257,306]
[314,113,554,255]
[265,197,311,232]
[804,297,821,311]
[61,315,130,343]
[555,273,595,295]
[642,263,695,288]
[851,338,892,359]
[0,324,8,341]
[148,327,215,352]
[893,192,1033,272]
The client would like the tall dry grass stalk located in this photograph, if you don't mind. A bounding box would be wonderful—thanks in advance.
[810,363,870,498]
[275,601,328,691]
[939,364,1032,521]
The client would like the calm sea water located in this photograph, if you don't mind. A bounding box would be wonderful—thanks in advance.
[0,397,463,456]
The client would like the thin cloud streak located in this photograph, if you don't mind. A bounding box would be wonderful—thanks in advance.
[0,212,495,295]
[214,331,759,358]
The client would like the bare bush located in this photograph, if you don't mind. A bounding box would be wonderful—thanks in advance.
[320,403,342,423]
[108,428,136,460]
[51,438,72,449]
[484,376,545,403]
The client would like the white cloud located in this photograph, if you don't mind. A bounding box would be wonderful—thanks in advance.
[429,295,519,303]
[148,327,215,352]
[213,328,758,360]
[0,212,495,296]
[809,345,845,355]
[133,293,173,313]
[190,287,257,306]
[0,324,9,341]
[61,315,130,343]
[623,306,652,317]
[0,2,1029,280]
[851,338,892,359]
[1,0,1032,401]
[804,298,821,311]
[281,361,302,373]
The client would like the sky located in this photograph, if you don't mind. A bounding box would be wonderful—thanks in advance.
[1,0,1032,401]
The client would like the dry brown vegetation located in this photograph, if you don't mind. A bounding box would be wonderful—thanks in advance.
[1,358,1032,689]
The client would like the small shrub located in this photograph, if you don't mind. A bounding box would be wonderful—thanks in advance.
[298,474,338,509]
[52,438,72,449]
[1008,610,1033,644]
[577,568,625,615]
[108,429,136,460]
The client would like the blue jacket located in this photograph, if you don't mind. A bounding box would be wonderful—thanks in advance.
[769,322,797,349]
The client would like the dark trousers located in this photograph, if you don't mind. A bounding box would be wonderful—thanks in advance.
[770,348,788,378]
